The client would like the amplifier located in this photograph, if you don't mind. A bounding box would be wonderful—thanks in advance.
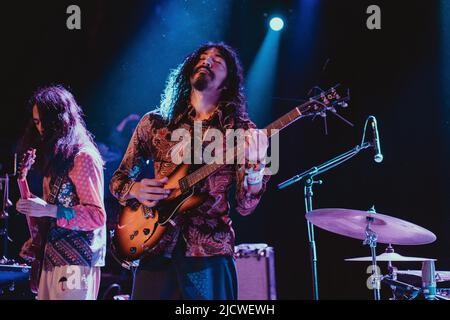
[234,243,276,300]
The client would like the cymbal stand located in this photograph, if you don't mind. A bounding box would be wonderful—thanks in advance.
[277,116,382,300]
[0,174,12,262]
[278,142,372,300]
[363,210,381,300]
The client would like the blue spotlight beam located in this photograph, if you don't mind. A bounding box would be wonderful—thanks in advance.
[442,0,450,107]
[86,0,232,130]
[246,29,281,127]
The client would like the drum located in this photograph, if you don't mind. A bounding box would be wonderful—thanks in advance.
[396,269,450,287]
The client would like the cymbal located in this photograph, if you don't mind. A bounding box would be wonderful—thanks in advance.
[305,208,436,245]
[345,252,436,262]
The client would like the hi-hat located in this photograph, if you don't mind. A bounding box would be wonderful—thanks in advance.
[345,252,436,262]
[305,208,436,245]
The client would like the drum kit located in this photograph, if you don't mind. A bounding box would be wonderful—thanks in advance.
[305,207,449,300]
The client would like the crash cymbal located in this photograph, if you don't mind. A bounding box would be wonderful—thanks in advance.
[305,208,436,245]
[345,252,436,262]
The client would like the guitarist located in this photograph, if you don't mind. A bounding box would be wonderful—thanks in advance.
[110,42,270,300]
[16,85,106,300]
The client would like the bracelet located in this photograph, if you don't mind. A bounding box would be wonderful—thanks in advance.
[57,206,76,222]
[245,167,264,185]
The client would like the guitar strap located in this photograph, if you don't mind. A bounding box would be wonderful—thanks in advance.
[46,175,65,205]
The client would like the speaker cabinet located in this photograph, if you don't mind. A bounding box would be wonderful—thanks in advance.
[235,243,276,300]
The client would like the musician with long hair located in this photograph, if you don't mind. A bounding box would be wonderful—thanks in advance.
[110,42,269,299]
[16,85,106,300]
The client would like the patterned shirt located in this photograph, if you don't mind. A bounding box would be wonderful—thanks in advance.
[110,104,270,258]
[43,148,107,271]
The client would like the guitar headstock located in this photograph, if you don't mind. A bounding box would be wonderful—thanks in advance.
[298,85,350,117]
[18,149,36,180]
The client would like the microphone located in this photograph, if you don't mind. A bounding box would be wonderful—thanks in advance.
[369,116,383,163]
[422,260,437,300]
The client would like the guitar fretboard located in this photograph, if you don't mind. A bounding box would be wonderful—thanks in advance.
[181,106,303,189]
[265,107,302,133]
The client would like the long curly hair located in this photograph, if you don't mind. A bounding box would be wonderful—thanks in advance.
[159,42,249,127]
[19,85,102,178]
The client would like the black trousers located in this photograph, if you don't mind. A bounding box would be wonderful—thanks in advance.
[131,239,238,300]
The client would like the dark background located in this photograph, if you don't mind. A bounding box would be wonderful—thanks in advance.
[0,0,448,300]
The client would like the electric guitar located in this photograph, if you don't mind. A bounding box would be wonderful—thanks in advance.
[17,149,50,294]
[113,85,350,262]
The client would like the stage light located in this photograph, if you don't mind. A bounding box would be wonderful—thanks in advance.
[269,17,284,31]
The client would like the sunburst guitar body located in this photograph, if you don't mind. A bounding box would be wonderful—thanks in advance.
[114,164,206,261]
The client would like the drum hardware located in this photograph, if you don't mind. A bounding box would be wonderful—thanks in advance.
[346,244,443,300]
[388,267,450,301]
[278,116,385,300]
[345,246,436,262]
[391,261,450,300]
[435,288,450,300]
[1,173,14,260]
[421,260,436,300]
[305,207,437,300]
[361,207,382,300]
[395,269,450,282]
[380,276,421,300]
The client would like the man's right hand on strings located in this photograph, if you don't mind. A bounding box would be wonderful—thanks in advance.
[128,177,172,207]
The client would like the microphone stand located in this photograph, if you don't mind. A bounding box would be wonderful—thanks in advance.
[278,141,374,300]
[0,174,12,263]
[1,154,17,265]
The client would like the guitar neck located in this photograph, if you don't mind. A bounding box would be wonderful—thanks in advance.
[265,107,303,134]
[183,107,304,188]
[17,178,31,199]
[17,177,40,239]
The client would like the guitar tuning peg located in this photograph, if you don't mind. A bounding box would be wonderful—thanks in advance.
[339,102,348,108]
